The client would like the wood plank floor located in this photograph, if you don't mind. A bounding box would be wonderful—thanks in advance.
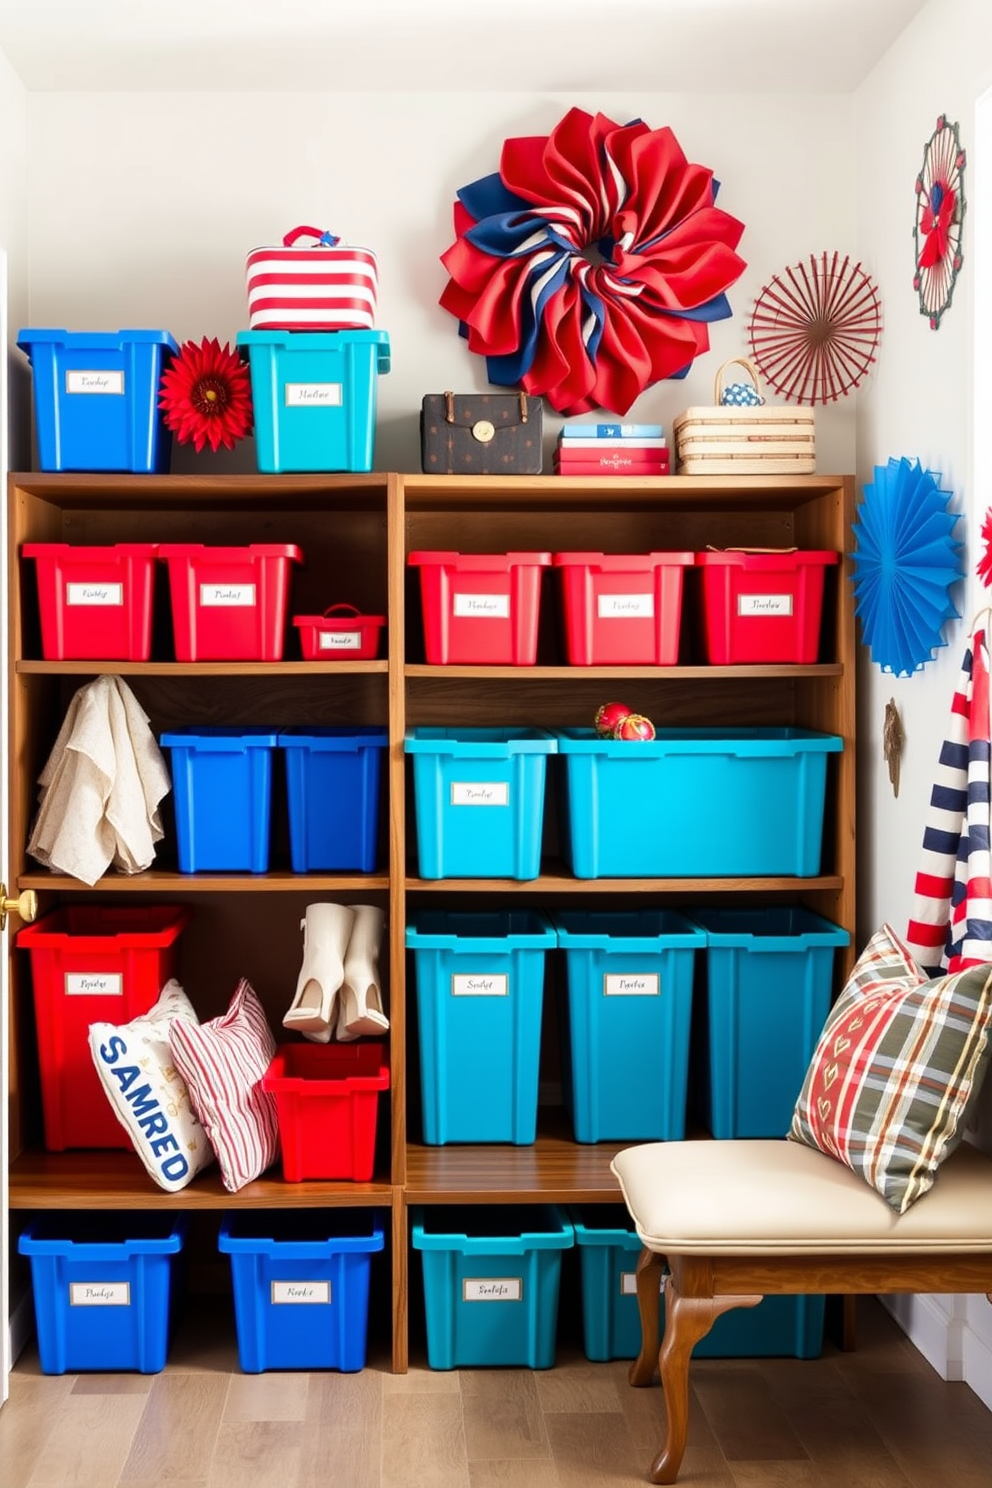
[2,1295,992,1487]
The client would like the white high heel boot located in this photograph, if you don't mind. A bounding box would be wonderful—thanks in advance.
[337,904,389,1041]
[283,902,355,1043]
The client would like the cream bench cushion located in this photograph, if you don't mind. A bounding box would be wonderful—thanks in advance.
[610,1138,992,1256]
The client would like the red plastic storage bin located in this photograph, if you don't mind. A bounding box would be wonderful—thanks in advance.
[158,543,302,660]
[553,551,694,665]
[407,550,551,665]
[16,905,193,1151]
[696,550,839,664]
[262,1043,390,1181]
[22,543,160,660]
[293,604,386,660]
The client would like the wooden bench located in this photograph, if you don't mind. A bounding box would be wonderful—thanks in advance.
[610,1137,992,1484]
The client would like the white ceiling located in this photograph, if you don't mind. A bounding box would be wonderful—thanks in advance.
[0,0,929,93]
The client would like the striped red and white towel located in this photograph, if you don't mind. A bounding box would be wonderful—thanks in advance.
[906,612,992,976]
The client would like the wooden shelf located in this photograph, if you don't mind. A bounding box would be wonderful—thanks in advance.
[8,1149,393,1209]
[405,1118,628,1204]
[18,870,392,893]
[16,660,388,677]
[405,663,844,681]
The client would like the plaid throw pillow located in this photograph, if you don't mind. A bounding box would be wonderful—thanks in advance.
[790,925,992,1213]
[169,978,279,1193]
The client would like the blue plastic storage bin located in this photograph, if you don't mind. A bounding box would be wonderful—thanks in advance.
[405,726,557,880]
[689,906,851,1138]
[279,727,388,872]
[412,1205,574,1369]
[406,909,556,1144]
[554,727,843,878]
[18,1212,188,1374]
[218,1210,384,1373]
[236,329,390,472]
[552,910,705,1142]
[160,727,279,873]
[569,1206,824,1361]
[17,328,178,473]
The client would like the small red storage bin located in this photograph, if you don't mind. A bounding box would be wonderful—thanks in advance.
[22,543,160,660]
[159,543,302,660]
[262,1043,390,1182]
[696,550,839,664]
[407,550,551,665]
[293,604,386,660]
[16,905,193,1151]
[553,551,694,666]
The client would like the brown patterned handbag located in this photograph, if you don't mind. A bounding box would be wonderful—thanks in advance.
[420,391,543,475]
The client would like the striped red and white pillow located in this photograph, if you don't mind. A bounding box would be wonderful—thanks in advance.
[169,978,279,1193]
[790,925,992,1213]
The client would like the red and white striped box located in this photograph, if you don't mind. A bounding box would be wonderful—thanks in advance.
[246,226,378,332]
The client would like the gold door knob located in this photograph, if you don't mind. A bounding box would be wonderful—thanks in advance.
[0,885,39,932]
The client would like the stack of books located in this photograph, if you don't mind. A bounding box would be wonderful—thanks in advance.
[553,421,669,477]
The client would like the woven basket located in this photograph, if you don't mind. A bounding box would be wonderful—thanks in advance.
[673,358,815,475]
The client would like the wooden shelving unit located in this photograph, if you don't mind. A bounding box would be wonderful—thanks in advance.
[5,470,856,1373]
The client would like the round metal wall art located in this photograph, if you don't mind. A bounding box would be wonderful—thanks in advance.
[747,251,882,405]
[913,115,966,330]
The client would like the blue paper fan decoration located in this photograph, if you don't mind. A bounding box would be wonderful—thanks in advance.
[850,457,963,677]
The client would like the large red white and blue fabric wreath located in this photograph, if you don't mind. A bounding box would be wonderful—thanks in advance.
[439,107,747,417]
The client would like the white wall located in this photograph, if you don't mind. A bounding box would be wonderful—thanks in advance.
[18,90,855,474]
[0,42,29,461]
[855,0,992,1407]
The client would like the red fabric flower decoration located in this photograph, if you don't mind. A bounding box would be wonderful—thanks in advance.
[439,107,747,416]
[159,337,253,452]
[977,508,992,589]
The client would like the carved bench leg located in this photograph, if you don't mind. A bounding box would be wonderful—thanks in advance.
[648,1262,761,1486]
[630,1248,666,1387]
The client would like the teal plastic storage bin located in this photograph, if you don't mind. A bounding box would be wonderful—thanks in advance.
[160,727,278,873]
[218,1210,384,1373]
[690,906,851,1138]
[570,1206,824,1361]
[552,910,705,1142]
[406,909,556,1144]
[279,727,388,872]
[554,727,843,878]
[412,1205,574,1369]
[236,329,390,472]
[18,1212,188,1374]
[17,328,178,473]
[405,726,557,880]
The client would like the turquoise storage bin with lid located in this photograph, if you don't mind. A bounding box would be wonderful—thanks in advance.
[554,726,843,878]
[218,1209,385,1373]
[406,909,556,1145]
[412,1204,574,1369]
[18,1212,189,1374]
[405,726,557,880]
[17,328,178,473]
[688,905,851,1138]
[236,328,390,472]
[160,726,279,873]
[552,909,705,1142]
[569,1205,824,1361]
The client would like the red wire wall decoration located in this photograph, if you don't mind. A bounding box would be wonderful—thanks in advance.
[747,251,882,405]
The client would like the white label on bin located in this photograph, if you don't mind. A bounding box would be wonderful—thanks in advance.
[66,582,123,607]
[597,593,653,619]
[200,583,256,607]
[452,592,510,619]
[463,1277,522,1302]
[70,1281,130,1306]
[65,370,124,395]
[737,593,793,618]
[620,1271,666,1296]
[450,781,509,807]
[604,973,659,997]
[318,630,362,651]
[284,382,343,407]
[452,973,508,997]
[65,972,122,996]
[271,1280,331,1305]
